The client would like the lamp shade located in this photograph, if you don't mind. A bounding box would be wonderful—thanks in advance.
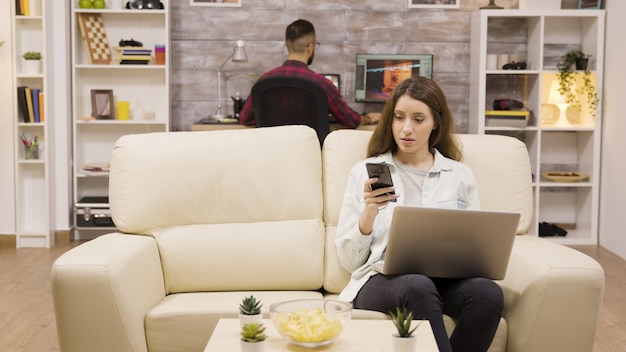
[547,80,568,105]
[233,40,247,62]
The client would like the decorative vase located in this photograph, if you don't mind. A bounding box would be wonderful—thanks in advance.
[238,313,263,328]
[24,59,41,74]
[240,339,266,352]
[391,335,417,352]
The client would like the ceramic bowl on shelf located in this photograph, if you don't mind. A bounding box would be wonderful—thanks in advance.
[541,171,589,183]
[269,299,352,348]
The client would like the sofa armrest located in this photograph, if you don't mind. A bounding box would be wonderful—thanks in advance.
[51,233,165,352]
[500,235,604,352]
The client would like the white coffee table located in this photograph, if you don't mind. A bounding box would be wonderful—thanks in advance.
[204,318,438,351]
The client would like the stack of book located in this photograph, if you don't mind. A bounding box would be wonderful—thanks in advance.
[113,46,152,65]
[16,86,44,123]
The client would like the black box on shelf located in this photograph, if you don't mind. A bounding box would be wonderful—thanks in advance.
[74,196,115,228]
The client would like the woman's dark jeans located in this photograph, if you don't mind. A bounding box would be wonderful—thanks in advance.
[353,273,503,352]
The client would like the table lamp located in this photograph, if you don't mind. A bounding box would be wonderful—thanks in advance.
[547,80,571,127]
[211,40,248,119]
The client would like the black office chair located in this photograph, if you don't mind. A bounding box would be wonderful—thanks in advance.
[251,76,330,146]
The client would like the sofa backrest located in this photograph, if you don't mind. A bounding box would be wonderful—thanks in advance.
[322,130,534,293]
[109,126,325,294]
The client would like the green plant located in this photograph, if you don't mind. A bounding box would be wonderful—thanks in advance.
[556,50,598,118]
[22,51,42,60]
[240,322,267,342]
[239,295,262,315]
[389,307,418,338]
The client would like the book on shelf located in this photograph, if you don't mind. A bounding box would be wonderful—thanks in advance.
[17,86,29,122]
[16,0,29,16]
[31,88,41,123]
[24,87,35,123]
[38,91,44,122]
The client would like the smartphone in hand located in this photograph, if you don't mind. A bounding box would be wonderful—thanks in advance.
[365,162,396,202]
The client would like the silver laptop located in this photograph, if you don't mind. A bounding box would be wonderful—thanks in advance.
[376,206,520,280]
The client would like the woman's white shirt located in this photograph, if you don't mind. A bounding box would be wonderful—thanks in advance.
[335,149,480,302]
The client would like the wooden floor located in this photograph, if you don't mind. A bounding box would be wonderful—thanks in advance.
[0,242,625,352]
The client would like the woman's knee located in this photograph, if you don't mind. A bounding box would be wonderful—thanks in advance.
[467,278,504,310]
[397,274,442,311]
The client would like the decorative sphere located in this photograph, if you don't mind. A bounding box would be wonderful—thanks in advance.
[93,0,106,9]
[78,0,93,8]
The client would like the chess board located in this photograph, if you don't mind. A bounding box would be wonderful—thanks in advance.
[77,13,112,64]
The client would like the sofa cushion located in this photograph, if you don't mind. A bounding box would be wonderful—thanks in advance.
[109,126,325,293]
[321,131,534,294]
[146,291,323,352]
[322,130,372,292]
[151,221,325,293]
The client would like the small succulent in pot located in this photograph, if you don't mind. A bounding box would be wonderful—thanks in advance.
[389,306,418,337]
[240,295,263,316]
[240,322,268,343]
[22,51,42,60]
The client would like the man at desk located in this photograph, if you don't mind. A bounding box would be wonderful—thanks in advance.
[239,19,381,128]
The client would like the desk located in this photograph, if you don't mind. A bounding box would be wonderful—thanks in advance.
[191,123,376,132]
[204,318,438,352]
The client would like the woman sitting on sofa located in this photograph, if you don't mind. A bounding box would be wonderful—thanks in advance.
[335,76,503,352]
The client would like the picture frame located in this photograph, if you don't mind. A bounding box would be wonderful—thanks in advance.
[190,0,241,7]
[578,0,601,9]
[408,0,460,9]
[91,89,114,119]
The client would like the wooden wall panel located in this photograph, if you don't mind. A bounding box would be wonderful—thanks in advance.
[169,0,532,131]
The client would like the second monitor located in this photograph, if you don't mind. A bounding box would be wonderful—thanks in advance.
[355,54,433,103]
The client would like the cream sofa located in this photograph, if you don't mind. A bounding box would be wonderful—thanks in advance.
[52,126,604,352]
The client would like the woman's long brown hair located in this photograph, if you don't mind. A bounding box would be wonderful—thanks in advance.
[367,76,462,161]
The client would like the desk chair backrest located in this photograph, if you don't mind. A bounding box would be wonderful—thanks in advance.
[252,76,330,146]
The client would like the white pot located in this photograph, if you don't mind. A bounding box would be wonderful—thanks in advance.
[238,313,263,328]
[24,59,41,74]
[391,335,417,352]
[240,339,266,352]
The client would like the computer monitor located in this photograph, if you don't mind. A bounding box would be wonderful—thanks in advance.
[322,73,341,92]
[355,54,433,103]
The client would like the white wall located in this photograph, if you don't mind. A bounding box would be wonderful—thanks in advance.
[49,1,72,233]
[0,0,16,234]
[599,1,626,260]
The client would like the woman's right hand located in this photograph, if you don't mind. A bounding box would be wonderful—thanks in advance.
[359,178,397,235]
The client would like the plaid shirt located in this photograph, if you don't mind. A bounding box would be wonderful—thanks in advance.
[239,60,362,128]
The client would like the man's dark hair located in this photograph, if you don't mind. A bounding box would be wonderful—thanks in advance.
[285,19,315,44]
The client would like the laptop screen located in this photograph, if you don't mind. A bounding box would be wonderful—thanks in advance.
[322,74,341,92]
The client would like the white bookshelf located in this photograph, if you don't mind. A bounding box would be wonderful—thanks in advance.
[71,4,170,239]
[11,0,53,248]
[469,10,605,245]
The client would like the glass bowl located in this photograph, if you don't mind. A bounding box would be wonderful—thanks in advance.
[269,299,352,348]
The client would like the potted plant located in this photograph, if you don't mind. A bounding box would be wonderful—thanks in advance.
[556,50,599,118]
[239,295,263,327]
[22,51,42,74]
[240,322,267,352]
[389,306,422,352]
